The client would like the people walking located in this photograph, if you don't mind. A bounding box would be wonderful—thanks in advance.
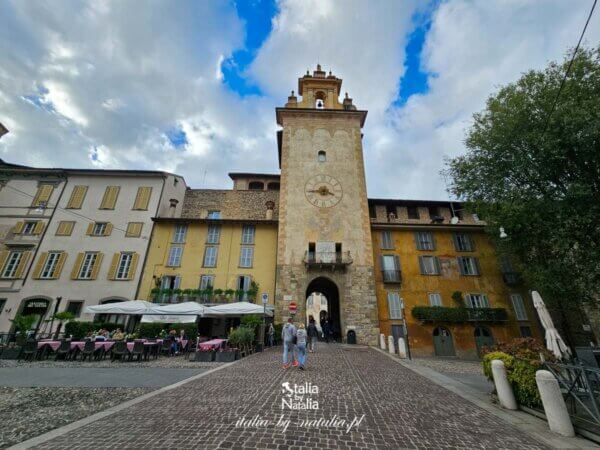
[307,317,318,353]
[323,319,330,343]
[296,323,307,370]
[267,322,275,347]
[281,318,296,369]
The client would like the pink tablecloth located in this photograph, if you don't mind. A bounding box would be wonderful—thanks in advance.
[198,339,227,351]
[37,341,60,351]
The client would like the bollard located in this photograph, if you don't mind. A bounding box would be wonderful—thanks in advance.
[387,335,395,354]
[397,338,407,358]
[536,370,575,437]
[491,360,517,410]
[380,333,386,350]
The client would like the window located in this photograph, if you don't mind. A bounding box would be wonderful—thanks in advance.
[173,224,187,243]
[31,184,54,208]
[407,206,420,219]
[167,246,183,267]
[125,222,143,238]
[248,181,264,190]
[315,99,324,109]
[267,182,280,191]
[203,246,218,267]
[369,204,376,219]
[132,186,152,210]
[78,253,98,279]
[520,326,532,337]
[92,222,107,236]
[466,293,489,308]
[239,246,253,268]
[428,293,442,307]
[241,225,255,244]
[318,151,326,162]
[41,252,61,279]
[453,233,474,252]
[428,206,440,219]
[2,252,23,278]
[418,256,440,275]
[386,205,396,219]
[0,299,5,315]
[56,221,75,236]
[116,253,133,280]
[381,255,401,282]
[511,294,527,321]
[199,275,214,290]
[206,224,220,244]
[160,275,180,302]
[380,231,394,249]
[415,231,435,250]
[66,185,88,209]
[207,210,220,219]
[387,292,403,319]
[458,256,480,276]
[237,275,252,300]
[99,186,120,209]
[22,221,37,235]
[66,301,83,318]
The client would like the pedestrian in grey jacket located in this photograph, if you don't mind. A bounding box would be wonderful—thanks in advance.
[281,318,297,368]
[296,323,307,370]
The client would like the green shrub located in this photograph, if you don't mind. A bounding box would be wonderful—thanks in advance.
[510,359,542,408]
[482,351,514,381]
[137,323,165,338]
[412,306,468,322]
[228,326,254,347]
[64,321,95,339]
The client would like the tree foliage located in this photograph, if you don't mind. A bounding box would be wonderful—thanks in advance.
[446,47,600,310]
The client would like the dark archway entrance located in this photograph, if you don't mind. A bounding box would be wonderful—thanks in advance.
[474,327,494,356]
[433,326,456,357]
[306,277,340,341]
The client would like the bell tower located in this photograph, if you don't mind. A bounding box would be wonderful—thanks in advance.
[275,65,379,345]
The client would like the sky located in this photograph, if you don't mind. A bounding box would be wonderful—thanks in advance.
[1,0,600,200]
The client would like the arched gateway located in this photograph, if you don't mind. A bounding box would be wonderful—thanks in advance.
[306,277,341,340]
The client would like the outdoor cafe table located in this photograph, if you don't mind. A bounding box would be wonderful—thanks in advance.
[198,339,227,351]
[38,341,116,352]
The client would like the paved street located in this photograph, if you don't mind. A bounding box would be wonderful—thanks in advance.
[26,344,548,449]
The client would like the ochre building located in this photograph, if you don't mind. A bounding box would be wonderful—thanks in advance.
[137,66,540,357]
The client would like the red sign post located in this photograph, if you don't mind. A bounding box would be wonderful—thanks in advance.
[289,301,297,315]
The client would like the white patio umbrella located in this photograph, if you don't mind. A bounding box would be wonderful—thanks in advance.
[84,300,153,315]
[532,291,572,360]
[141,302,206,323]
[205,302,273,317]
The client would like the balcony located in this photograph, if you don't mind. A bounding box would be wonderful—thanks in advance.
[303,251,352,270]
[382,270,402,284]
[412,306,508,323]
[502,272,522,286]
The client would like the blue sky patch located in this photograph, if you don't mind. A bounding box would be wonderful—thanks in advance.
[166,127,188,148]
[221,0,277,96]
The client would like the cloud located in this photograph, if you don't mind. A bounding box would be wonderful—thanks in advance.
[1,0,599,201]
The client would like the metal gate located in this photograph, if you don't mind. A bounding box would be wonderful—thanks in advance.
[433,327,455,357]
[474,327,494,356]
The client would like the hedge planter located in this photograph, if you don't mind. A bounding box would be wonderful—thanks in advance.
[195,351,215,362]
[0,347,21,360]
[215,351,238,362]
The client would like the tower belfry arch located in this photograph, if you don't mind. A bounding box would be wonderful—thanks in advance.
[274,65,379,345]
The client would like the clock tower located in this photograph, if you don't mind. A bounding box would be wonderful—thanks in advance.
[275,65,379,345]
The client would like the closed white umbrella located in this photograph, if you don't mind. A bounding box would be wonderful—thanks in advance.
[84,300,153,315]
[532,291,572,360]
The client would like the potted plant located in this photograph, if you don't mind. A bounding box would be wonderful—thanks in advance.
[235,289,245,302]
[451,291,464,307]
[52,311,75,339]
[150,287,160,302]
[247,281,259,301]
[215,347,238,362]
[172,288,182,302]
[213,288,224,302]
[195,347,215,362]
[224,289,235,302]
[190,289,201,301]
[2,315,38,359]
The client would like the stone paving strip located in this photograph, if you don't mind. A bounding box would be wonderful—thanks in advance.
[11,344,561,450]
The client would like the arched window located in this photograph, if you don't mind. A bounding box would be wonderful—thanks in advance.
[267,182,280,191]
[318,151,326,162]
[248,181,264,190]
[315,91,326,109]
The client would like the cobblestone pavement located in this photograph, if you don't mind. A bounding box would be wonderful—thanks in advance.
[412,357,483,375]
[32,345,546,450]
[0,357,220,369]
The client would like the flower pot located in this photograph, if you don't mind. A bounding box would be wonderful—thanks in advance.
[0,347,22,359]
[215,351,237,362]
[195,351,215,362]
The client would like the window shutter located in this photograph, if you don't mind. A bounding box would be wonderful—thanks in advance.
[90,253,103,280]
[33,221,45,235]
[431,233,436,251]
[57,221,74,236]
[418,256,426,274]
[126,222,142,237]
[86,223,94,235]
[53,253,67,279]
[465,294,472,308]
[452,233,459,251]
[13,222,24,234]
[14,251,31,278]
[393,255,401,271]
[32,185,54,207]
[71,253,84,279]
[457,257,465,275]
[434,257,441,275]
[66,185,88,209]
[483,294,490,308]
[243,276,251,291]
[128,253,139,280]
[174,276,181,289]
[108,253,120,280]
[474,258,481,276]
[413,232,420,250]
[32,252,48,279]
[0,250,9,272]
[104,223,113,236]
[100,186,120,209]
[133,187,152,210]
[468,234,475,251]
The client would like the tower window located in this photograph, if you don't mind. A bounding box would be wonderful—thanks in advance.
[315,91,326,109]
[318,151,326,162]
[248,181,264,190]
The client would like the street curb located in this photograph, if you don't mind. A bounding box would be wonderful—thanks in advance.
[7,360,238,450]
[374,347,598,449]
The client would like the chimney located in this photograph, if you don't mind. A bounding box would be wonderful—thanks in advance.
[265,201,275,220]
[168,198,179,218]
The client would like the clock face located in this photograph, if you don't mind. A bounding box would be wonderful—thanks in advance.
[304,175,343,208]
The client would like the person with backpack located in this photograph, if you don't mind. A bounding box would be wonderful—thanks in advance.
[281,318,297,369]
[307,317,318,353]
[296,323,307,370]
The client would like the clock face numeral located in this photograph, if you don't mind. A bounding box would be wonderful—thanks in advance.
[304,175,343,208]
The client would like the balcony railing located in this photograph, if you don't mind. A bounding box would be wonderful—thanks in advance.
[502,272,522,286]
[412,306,508,323]
[303,251,352,268]
[382,270,402,284]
